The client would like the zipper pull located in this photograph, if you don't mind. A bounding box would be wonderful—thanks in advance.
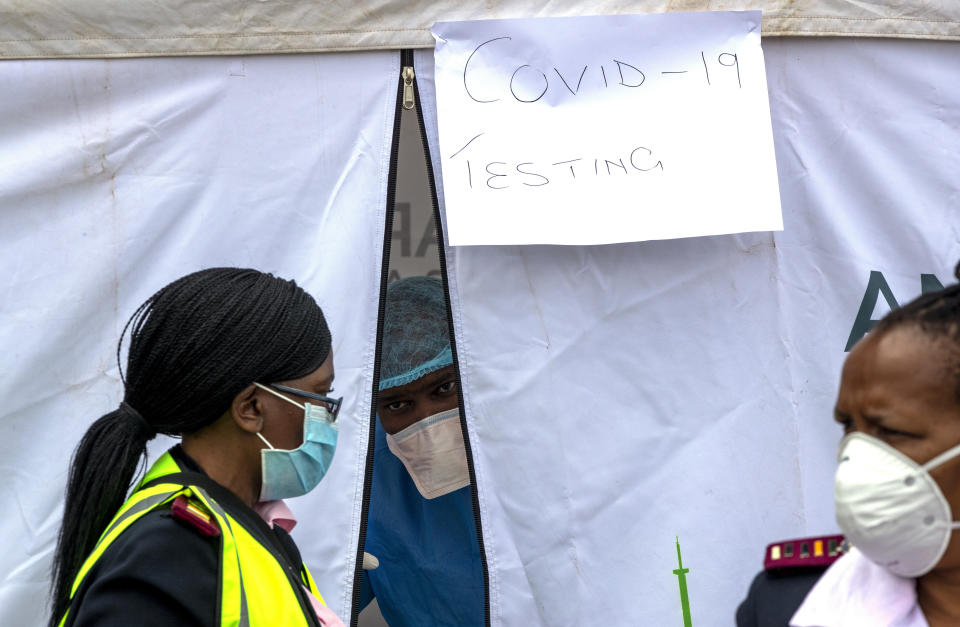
[402,66,415,111]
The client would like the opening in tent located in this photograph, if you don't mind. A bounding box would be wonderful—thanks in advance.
[354,50,489,627]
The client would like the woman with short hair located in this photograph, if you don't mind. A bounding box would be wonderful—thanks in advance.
[739,260,960,627]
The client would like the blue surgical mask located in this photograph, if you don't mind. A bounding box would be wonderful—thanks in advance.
[253,382,339,501]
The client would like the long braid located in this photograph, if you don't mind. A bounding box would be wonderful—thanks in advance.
[50,268,332,626]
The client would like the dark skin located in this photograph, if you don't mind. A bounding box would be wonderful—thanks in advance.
[836,327,960,626]
[181,352,335,507]
[376,365,458,434]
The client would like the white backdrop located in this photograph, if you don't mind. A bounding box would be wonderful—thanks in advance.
[0,51,398,624]
[416,37,960,626]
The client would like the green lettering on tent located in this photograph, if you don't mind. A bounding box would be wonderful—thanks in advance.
[673,537,693,627]
[845,271,899,352]
[921,273,945,294]
[845,271,946,352]
[392,202,412,257]
[415,212,437,257]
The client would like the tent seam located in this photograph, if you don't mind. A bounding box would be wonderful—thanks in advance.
[0,28,430,44]
[2,15,960,44]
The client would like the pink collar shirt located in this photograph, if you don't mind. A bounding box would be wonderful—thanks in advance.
[254,500,346,627]
[790,547,929,627]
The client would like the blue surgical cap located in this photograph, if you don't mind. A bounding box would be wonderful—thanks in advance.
[378,276,453,391]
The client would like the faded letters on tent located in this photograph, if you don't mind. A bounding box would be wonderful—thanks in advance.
[432,11,783,246]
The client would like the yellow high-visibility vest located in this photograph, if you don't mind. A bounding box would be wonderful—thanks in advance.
[59,452,326,627]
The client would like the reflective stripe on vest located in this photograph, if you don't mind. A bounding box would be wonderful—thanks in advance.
[59,452,324,627]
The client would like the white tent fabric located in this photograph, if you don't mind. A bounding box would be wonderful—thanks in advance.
[0,52,399,624]
[2,1,960,59]
[415,37,960,624]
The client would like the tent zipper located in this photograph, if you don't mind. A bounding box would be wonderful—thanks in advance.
[410,51,492,627]
[351,49,491,627]
[402,65,416,110]
[349,48,405,627]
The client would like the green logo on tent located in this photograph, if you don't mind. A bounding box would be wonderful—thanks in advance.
[845,272,945,351]
[673,537,693,627]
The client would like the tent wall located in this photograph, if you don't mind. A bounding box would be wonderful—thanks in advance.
[2,1,960,59]
[0,51,399,625]
[415,37,960,625]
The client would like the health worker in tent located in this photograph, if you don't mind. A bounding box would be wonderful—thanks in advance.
[49,268,344,627]
[359,276,484,626]
[737,260,960,627]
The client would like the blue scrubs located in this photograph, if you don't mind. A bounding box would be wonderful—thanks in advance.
[359,419,484,626]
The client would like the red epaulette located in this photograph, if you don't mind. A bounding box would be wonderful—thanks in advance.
[171,495,220,537]
[763,534,846,571]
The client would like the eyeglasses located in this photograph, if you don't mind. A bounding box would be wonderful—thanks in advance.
[268,384,343,422]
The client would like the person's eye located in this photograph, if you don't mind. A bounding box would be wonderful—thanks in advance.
[386,400,410,412]
[875,424,915,439]
[435,380,457,395]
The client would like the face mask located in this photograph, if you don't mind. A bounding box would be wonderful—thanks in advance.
[385,408,471,499]
[253,383,339,501]
[834,432,960,577]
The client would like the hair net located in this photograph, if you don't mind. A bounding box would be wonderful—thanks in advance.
[379,276,453,391]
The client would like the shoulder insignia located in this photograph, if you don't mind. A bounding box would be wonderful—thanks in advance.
[764,534,846,571]
[171,495,220,537]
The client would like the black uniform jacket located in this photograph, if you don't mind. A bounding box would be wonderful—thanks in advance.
[735,567,825,627]
[65,446,311,627]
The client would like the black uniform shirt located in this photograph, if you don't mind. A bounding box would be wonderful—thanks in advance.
[735,567,825,627]
[66,445,311,627]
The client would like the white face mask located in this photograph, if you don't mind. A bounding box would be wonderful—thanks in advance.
[834,432,960,577]
[385,408,471,500]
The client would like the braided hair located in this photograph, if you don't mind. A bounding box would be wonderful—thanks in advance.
[875,260,960,400]
[49,268,332,625]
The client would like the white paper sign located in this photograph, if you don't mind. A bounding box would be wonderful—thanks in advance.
[432,12,783,246]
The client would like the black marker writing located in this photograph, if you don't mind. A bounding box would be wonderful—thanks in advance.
[554,65,589,95]
[718,52,741,88]
[461,38,749,105]
[455,144,663,192]
[614,60,645,87]
[463,37,511,103]
[450,133,484,160]
[510,65,549,103]
[605,158,628,175]
[629,146,664,172]
[485,161,510,189]
[516,162,550,186]
[552,158,582,179]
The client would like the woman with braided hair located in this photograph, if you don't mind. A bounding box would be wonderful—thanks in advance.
[739,260,960,627]
[49,268,345,627]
